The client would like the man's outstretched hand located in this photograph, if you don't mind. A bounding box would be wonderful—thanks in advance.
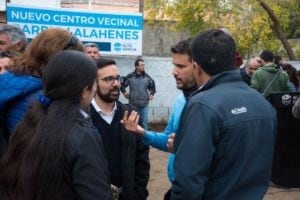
[121,110,145,136]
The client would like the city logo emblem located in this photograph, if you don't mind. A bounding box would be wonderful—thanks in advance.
[231,106,247,115]
[281,94,292,106]
[114,43,122,52]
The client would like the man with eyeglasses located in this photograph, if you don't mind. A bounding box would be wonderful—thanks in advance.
[90,58,150,200]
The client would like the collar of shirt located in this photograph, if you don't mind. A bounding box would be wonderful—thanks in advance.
[91,98,117,124]
[79,109,90,119]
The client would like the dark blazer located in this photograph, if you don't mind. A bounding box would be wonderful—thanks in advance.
[63,116,112,200]
[91,101,150,200]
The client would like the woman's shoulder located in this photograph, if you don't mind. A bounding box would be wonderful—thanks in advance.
[65,119,101,150]
[0,72,42,95]
[0,72,42,109]
[1,71,41,83]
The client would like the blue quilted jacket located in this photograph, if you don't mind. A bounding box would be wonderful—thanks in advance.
[143,93,186,182]
[0,72,42,135]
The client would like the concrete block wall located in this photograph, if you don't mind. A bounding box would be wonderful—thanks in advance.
[142,21,190,57]
[105,55,181,123]
[105,55,300,124]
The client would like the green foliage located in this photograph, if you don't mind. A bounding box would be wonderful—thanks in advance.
[144,0,300,58]
[287,15,300,38]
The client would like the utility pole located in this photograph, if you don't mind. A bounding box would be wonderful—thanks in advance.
[139,0,144,13]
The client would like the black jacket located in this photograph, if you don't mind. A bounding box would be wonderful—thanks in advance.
[240,67,251,85]
[91,101,150,200]
[172,71,277,200]
[63,116,112,200]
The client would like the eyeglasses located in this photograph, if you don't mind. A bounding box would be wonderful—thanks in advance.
[63,34,78,50]
[99,75,122,84]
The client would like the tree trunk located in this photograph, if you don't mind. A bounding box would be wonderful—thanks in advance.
[258,0,296,60]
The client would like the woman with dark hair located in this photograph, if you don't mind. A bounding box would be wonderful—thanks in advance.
[0,28,83,148]
[282,63,299,91]
[0,50,112,200]
[274,55,283,67]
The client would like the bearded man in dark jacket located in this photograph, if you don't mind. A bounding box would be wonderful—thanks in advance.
[90,58,150,200]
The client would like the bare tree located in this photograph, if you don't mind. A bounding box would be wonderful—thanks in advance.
[258,0,296,60]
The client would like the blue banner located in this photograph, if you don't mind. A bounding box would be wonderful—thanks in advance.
[6,4,143,56]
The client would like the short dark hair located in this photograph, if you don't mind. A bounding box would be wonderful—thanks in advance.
[260,50,274,62]
[274,55,282,66]
[170,38,192,61]
[135,58,144,67]
[95,58,116,69]
[83,42,100,50]
[191,29,236,76]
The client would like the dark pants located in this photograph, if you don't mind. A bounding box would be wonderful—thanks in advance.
[164,188,171,200]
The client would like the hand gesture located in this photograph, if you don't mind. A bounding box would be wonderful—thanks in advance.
[121,110,145,136]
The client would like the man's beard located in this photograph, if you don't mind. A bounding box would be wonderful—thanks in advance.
[97,88,120,103]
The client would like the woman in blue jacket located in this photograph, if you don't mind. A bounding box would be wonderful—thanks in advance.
[0,28,83,152]
[0,50,112,200]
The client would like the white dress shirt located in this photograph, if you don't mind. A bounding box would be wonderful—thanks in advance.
[91,98,117,124]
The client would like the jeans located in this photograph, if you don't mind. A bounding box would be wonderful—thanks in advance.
[135,105,149,130]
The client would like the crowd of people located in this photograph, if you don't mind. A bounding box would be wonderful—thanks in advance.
[0,24,299,200]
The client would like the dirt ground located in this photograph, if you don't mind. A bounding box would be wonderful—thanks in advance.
[146,123,300,200]
[148,147,170,200]
[147,122,170,200]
